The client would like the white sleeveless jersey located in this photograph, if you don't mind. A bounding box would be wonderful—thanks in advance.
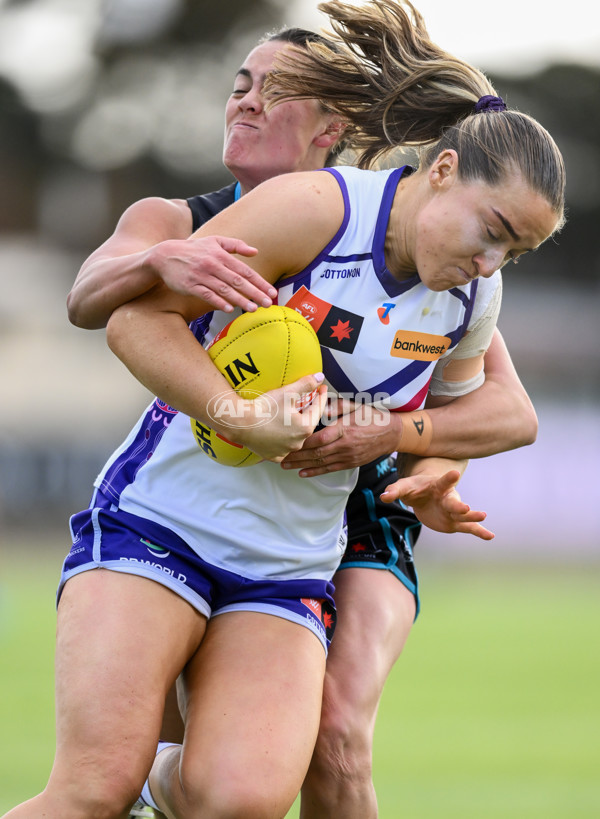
[94,165,501,582]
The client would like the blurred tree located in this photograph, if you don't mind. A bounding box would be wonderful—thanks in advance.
[0,0,598,284]
[0,78,45,232]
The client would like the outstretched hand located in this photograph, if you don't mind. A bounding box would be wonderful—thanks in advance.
[381,469,495,541]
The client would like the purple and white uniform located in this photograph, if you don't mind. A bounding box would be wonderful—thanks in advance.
[61,165,500,650]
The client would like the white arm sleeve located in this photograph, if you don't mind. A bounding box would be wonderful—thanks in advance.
[429,273,503,397]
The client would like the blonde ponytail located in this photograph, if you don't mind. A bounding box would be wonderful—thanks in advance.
[264,0,565,223]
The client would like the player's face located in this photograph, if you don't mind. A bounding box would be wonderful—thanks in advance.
[407,158,559,291]
[223,41,336,194]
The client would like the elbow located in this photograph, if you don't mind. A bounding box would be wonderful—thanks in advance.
[66,290,105,330]
[522,405,539,446]
[66,290,84,328]
[105,305,129,359]
[514,400,538,448]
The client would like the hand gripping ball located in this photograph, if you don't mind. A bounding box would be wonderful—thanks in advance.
[191,305,322,467]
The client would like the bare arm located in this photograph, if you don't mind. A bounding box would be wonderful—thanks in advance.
[105,172,343,459]
[281,327,537,475]
[67,196,275,329]
[424,327,537,455]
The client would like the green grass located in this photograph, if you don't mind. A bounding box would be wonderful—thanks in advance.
[0,539,61,812]
[371,562,600,818]
[2,539,599,817]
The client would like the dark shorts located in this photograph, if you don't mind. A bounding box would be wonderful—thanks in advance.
[60,503,337,653]
[340,455,421,617]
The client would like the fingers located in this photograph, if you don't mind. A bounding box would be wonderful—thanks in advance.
[282,372,325,402]
[191,270,275,313]
[282,422,342,461]
[250,375,326,459]
[433,469,462,495]
[280,420,347,476]
[187,236,276,312]
[302,384,329,430]
[380,475,420,503]
[323,395,356,421]
[214,237,259,258]
[456,521,495,541]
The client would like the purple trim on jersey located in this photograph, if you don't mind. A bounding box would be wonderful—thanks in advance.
[322,252,373,263]
[275,168,351,293]
[189,311,216,344]
[449,286,472,308]
[372,167,421,297]
[99,311,219,506]
[444,279,479,345]
[368,358,432,404]
[97,399,178,504]
[321,347,431,406]
[390,378,431,412]
[290,274,312,294]
[321,347,358,394]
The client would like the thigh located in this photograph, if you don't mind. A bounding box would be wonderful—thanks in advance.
[52,569,206,787]
[179,611,326,807]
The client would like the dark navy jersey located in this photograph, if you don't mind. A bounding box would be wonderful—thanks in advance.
[187,183,237,232]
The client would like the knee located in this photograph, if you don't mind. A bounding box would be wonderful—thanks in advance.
[92,769,145,818]
[302,700,376,816]
[55,762,144,818]
[180,772,289,819]
[310,696,373,786]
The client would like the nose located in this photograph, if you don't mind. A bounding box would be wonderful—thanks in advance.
[473,248,505,278]
[238,86,264,114]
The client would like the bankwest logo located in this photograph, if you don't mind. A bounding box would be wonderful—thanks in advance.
[390,330,451,360]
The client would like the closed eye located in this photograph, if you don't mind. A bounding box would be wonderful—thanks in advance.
[487,228,527,266]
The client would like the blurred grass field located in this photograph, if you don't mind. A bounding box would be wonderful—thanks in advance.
[1,536,599,817]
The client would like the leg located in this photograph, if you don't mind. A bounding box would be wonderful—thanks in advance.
[300,568,416,819]
[160,682,185,743]
[147,611,327,819]
[4,569,206,819]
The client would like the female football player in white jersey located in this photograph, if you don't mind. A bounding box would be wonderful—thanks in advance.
[69,29,536,819]
[6,3,564,818]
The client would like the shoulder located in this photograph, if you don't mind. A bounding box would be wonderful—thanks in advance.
[115,196,193,240]
[192,171,346,282]
[218,170,345,234]
[187,183,237,230]
[470,271,502,326]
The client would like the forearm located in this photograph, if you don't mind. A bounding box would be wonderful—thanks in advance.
[424,383,536,458]
[68,252,159,330]
[401,453,468,481]
[67,196,193,330]
[395,330,537,459]
[389,386,535,461]
[282,382,533,475]
[105,288,325,461]
[106,288,233,426]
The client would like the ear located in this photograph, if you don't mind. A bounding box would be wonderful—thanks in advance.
[314,118,347,150]
[428,149,459,190]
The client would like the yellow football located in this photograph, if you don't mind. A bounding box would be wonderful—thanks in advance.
[191,305,322,467]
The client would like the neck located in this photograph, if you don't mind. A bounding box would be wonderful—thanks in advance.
[384,173,418,279]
